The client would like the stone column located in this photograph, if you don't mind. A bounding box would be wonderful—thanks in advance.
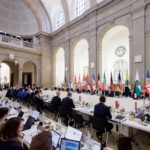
[18,65,23,87]
[36,32,51,88]
[131,4,145,87]
[35,67,40,86]
[64,41,70,80]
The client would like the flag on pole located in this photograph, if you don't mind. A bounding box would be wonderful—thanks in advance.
[145,70,150,85]
[91,74,96,92]
[134,70,141,97]
[73,74,77,89]
[125,70,129,87]
[67,79,71,89]
[97,73,101,89]
[110,72,114,91]
[78,74,82,90]
[102,72,106,91]
[145,84,150,96]
[118,71,123,92]
[82,72,87,91]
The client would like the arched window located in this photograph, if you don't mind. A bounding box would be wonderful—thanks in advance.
[74,39,89,81]
[56,10,64,30]
[101,25,129,84]
[76,0,85,16]
[0,63,10,84]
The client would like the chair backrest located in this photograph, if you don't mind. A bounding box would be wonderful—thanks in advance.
[91,117,107,132]
[117,137,132,150]
[57,106,67,117]
[48,103,56,113]
[73,113,84,124]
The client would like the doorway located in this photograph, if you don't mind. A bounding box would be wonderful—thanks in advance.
[22,73,32,86]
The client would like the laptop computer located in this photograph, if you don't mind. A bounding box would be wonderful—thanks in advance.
[65,126,82,142]
[31,110,40,121]
[23,115,34,131]
[18,111,24,118]
[51,129,60,150]
[60,138,80,150]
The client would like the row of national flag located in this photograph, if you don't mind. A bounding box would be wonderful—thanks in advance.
[63,69,150,96]
[63,71,127,92]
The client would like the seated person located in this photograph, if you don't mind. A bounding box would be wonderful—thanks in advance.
[0,107,9,130]
[51,91,61,111]
[123,86,131,97]
[34,90,44,114]
[0,117,26,150]
[132,91,138,100]
[30,131,52,150]
[94,95,113,132]
[61,92,75,117]
[107,87,114,97]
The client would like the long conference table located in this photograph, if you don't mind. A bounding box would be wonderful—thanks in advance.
[42,90,150,136]
[5,102,112,150]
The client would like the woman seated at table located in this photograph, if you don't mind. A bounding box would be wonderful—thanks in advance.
[0,117,26,150]
[30,131,52,150]
[0,107,9,130]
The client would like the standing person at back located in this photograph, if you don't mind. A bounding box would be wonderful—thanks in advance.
[94,95,113,132]
[51,91,61,111]
[61,92,75,117]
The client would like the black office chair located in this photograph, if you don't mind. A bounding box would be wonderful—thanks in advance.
[73,111,89,129]
[48,103,57,120]
[91,117,109,150]
[57,106,69,125]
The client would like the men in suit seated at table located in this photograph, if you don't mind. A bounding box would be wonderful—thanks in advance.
[33,90,44,114]
[106,87,114,97]
[51,91,61,111]
[94,95,113,132]
[123,86,132,97]
[61,92,75,117]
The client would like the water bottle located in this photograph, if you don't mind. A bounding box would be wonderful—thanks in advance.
[88,137,92,150]
[87,131,92,150]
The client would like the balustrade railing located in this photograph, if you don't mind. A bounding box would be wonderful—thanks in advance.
[0,34,41,51]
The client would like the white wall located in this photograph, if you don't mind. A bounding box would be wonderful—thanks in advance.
[56,48,65,86]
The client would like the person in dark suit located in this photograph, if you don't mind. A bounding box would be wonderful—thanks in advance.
[61,92,75,117]
[34,90,44,114]
[51,91,61,111]
[94,95,113,132]
[107,87,114,97]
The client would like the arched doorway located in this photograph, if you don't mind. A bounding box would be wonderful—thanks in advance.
[22,61,36,87]
[1,60,19,87]
[55,48,65,87]
[73,39,89,81]
[0,63,10,85]
[102,25,129,84]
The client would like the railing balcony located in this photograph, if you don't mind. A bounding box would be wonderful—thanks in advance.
[0,34,41,52]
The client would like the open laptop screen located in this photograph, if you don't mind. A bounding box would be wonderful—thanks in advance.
[60,138,80,150]
[51,129,60,149]
[31,110,39,120]
[65,126,82,141]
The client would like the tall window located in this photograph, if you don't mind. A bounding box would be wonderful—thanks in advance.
[76,0,85,16]
[56,10,64,30]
